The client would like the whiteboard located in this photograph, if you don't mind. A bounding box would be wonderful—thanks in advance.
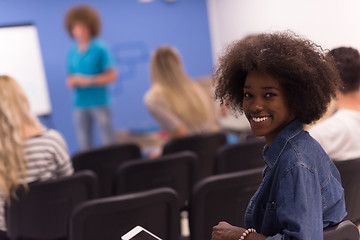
[0,24,51,116]
[207,0,360,65]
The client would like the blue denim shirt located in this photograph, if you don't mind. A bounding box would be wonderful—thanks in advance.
[244,119,346,239]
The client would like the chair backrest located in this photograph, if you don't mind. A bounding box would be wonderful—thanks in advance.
[163,132,227,179]
[6,170,98,240]
[72,143,141,197]
[189,168,263,240]
[215,138,266,174]
[115,151,198,209]
[323,220,359,240]
[69,188,180,240]
[333,158,360,224]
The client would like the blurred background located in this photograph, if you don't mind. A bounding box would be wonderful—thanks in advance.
[1,0,359,153]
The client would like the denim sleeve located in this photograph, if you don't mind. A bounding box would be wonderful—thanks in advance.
[266,233,282,240]
[274,164,323,240]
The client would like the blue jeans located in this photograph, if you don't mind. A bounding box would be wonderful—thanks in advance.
[74,107,114,150]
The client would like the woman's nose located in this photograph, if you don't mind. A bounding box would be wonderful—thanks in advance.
[251,98,263,112]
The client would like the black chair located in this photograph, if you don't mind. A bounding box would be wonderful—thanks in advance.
[69,188,180,240]
[5,170,98,240]
[189,168,263,240]
[333,158,360,224]
[215,137,266,174]
[323,220,359,240]
[72,143,141,197]
[163,132,227,179]
[115,151,198,209]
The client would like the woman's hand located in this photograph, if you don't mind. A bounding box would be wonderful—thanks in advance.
[212,222,267,240]
[212,221,245,240]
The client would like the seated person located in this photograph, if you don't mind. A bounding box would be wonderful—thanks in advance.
[0,75,74,239]
[309,47,360,160]
[144,46,219,139]
[212,32,346,240]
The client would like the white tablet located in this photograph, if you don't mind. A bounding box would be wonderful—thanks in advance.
[121,226,162,240]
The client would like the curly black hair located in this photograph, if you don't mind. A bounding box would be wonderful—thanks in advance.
[214,32,341,124]
[64,5,101,38]
[329,47,360,94]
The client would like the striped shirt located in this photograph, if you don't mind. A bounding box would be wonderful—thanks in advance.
[0,129,74,231]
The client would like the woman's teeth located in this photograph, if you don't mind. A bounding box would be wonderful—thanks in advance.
[252,116,268,122]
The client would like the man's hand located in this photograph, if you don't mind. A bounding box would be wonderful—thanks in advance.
[67,75,93,88]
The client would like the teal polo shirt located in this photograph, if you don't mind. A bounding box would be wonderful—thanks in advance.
[67,39,114,108]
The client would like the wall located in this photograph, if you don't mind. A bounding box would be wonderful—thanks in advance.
[0,0,213,154]
[207,0,360,65]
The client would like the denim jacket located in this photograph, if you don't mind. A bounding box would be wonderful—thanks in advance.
[244,119,346,240]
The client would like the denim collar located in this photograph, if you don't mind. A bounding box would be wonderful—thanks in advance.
[263,119,304,169]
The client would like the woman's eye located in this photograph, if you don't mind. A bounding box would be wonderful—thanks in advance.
[244,92,252,98]
[265,92,276,98]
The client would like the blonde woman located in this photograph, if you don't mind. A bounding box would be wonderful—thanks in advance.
[144,46,218,140]
[0,75,73,238]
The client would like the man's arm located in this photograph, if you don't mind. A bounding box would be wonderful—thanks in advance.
[67,68,118,88]
[92,68,118,86]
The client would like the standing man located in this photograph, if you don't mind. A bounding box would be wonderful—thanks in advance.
[65,5,117,150]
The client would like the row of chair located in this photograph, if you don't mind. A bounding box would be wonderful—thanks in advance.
[72,132,266,197]
[4,166,263,240]
[71,132,360,230]
[6,132,360,239]
[6,167,358,240]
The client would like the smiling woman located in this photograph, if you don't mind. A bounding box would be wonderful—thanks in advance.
[243,72,295,145]
[215,33,340,125]
[212,32,346,240]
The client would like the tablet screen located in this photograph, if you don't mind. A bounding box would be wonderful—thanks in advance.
[129,230,161,240]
